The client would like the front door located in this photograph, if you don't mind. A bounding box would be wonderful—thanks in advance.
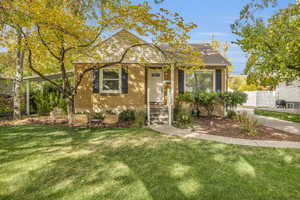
[148,69,163,103]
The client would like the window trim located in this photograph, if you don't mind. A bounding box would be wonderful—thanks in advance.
[184,69,216,92]
[99,67,122,94]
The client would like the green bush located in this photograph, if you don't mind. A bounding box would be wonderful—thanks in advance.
[178,91,222,118]
[0,96,13,117]
[227,110,237,119]
[237,112,259,136]
[221,91,247,111]
[174,111,192,128]
[178,92,193,103]
[195,91,222,118]
[132,111,146,128]
[34,91,67,115]
[178,91,247,119]
[119,109,135,122]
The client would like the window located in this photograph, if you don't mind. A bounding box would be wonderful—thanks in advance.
[100,67,121,93]
[152,73,161,77]
[185,70,214,92]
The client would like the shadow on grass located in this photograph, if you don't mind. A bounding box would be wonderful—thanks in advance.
[0,126,300,200]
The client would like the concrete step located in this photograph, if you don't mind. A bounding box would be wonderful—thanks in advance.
[151,119,169,125]
[150,108,169,113]
[150,105,168,109]
[150,116,168,121]
[150,107,168,110]
[150,112,168,117]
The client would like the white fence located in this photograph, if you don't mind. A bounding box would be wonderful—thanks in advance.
[243,91,276,107]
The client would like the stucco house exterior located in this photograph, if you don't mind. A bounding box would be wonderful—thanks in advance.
[73,30,230,124]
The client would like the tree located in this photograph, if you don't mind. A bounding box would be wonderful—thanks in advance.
[1,0,202,125]
[228,76,262,91]
[0,51,16,76]
[0,1,28,120]
[231,0,300,87]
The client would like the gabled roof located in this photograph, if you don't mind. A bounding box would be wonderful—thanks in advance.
[73,30,231,66]
[189,43,231,66]
[159,43,231,66]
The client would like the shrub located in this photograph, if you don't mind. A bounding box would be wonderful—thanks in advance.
[178,91,222,118]
[174,111,192,128]
[237,112,259,136]
[0,96,13,118]
[178,92,193,103]
[34,92,67,115]
[178,92,201,117]
[195,91,222,118]
[132,111,146,128]
[221,91,247,111]
[93,112,105,121]
[119,109,135,122]
[227,110,237,119]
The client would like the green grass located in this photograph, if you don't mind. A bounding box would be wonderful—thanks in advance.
[0,126,300,200]
[255,109,300,123]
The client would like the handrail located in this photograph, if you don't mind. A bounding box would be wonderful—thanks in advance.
[147,88,150,125]
[167,88,172,125]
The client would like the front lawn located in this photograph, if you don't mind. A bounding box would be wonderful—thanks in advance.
[0,126,300,200]
[255,109,300,123]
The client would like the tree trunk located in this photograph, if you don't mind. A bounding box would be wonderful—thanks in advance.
[13,33,24,120]
[67,96,75,126]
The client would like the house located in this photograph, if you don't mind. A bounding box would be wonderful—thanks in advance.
[276,80,300,109]
[73,30,230,124]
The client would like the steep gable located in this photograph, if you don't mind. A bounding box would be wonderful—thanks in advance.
[74,30,230,66]
[75,30,167,64]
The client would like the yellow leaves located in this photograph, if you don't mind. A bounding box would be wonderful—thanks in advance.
[1,0,203,76]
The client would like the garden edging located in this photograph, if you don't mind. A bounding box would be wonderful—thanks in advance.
[150,125,300,149]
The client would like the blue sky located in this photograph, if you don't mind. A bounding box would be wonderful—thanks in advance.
[1,0,295,74]
[145,0,296,74]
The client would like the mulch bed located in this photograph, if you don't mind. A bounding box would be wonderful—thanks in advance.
[193,118,300,142]
[0,116,133,128]
[0,116,69,126]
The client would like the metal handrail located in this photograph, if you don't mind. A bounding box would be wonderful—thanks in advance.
[147,88,150,125]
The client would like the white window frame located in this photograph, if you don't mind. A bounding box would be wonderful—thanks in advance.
[184,69,216,92]
[99,67,122,94]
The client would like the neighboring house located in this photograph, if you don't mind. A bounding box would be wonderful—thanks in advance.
[73,30,230,124]
[0,74,14,97]
[276,80,300,109]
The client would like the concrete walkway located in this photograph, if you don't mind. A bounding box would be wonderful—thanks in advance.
[150,125,300,149]
[240,108,300,136]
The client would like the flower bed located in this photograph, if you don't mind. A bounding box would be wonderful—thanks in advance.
[192,117,300,142]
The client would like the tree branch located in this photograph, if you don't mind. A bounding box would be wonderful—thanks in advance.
[37,24,60,60]
[64,25,108,53]
[27,48,65,94]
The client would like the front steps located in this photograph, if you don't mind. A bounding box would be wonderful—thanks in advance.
[149,104,169,124]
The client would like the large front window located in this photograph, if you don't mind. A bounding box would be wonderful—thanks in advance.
[100,68,121,93]
[185,70,214,92]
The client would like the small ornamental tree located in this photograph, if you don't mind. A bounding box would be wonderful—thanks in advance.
[221,91,248,111]
[195,91,222,118]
